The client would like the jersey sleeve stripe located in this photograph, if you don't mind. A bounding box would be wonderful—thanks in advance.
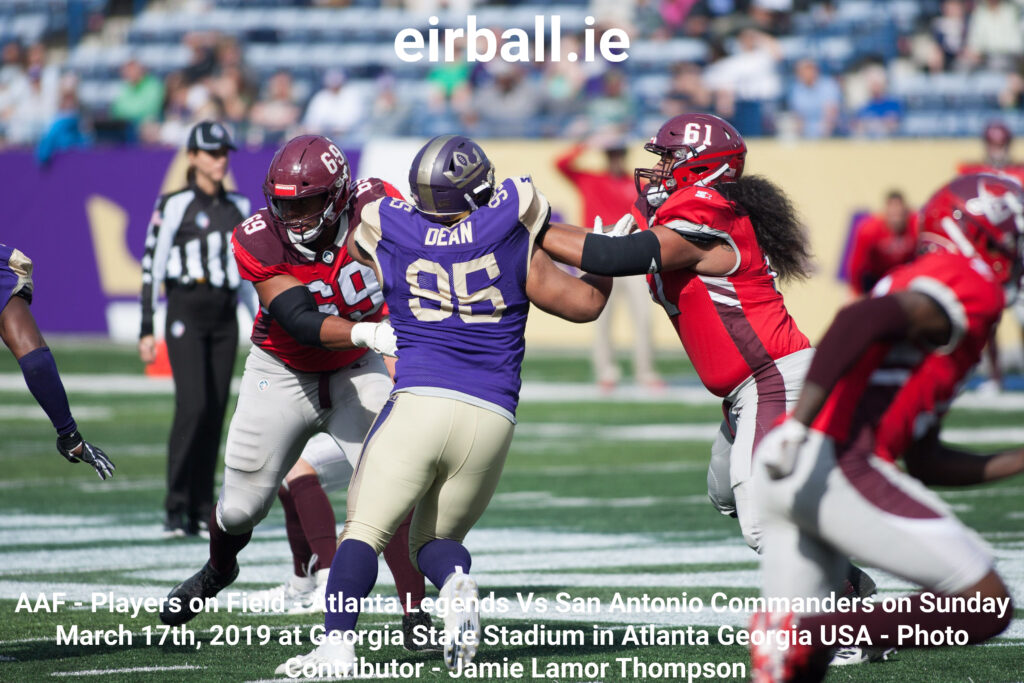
[7,248,33,300]
[663,219,741,275]
[907,275,968,354]
[354,200,385,286]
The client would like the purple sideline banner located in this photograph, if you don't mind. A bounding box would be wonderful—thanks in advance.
[1,147,361,333]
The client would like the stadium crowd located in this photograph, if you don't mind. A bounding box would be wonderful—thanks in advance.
[0,0,1023,159]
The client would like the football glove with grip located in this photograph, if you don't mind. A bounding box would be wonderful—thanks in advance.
[351,320,398,357]
[758,418,808,480]
[592,214,638,238]
[57,430,115,480]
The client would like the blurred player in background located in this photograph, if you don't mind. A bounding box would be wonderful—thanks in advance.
[139,121,249,538]
[160,135,432,644]
[277,135,611,676]
[750,173,1024,682]
[555,132,663,392]
[959,121,1024,393]
[845,190,918,297]
[1,244,114,480]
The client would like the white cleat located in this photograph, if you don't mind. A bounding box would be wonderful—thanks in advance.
[288,568,330,614]
[275,639,357,679]
[830,645,895,666]
[438,567,481,672]
[245,574,316,614]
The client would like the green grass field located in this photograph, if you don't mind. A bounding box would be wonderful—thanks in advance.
[0,342,1021,682]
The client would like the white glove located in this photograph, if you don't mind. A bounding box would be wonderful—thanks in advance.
[592,213,638,238]
[350,320,398,357]
[757,418,808,480]
[605,213,638,237]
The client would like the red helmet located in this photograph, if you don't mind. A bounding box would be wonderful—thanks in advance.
[634,113,746,206]
[263,135,352,245]
[919,173,1024,291]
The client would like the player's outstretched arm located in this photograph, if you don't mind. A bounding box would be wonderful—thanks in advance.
[254,273,395,355]
[0,297,115,479]
[792,291,952,427]
[539,222,709,276]
[525,246,611,323]
[905,429,1024,486]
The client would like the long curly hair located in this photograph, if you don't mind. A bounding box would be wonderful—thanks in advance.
[716,175,812,281]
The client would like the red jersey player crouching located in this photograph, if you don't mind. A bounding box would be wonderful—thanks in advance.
[159,135,432,641]
[749,173,1024,683]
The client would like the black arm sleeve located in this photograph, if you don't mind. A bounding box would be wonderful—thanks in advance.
[267,286,330,348]
[804,295,909,392]
[579,231,662,276]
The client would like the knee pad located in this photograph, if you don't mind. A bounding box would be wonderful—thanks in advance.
[217,496,270,535]
[707,470,737,518]
[339,520,389,555]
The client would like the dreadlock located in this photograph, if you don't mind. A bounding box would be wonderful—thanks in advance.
[716,175,812,281]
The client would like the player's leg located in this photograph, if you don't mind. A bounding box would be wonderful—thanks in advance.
[323,392,443,635]
[793,448,1011,650]
[409,400,514,671]
[163,289,209,537]
[161,347,318,625]
[707,410,737,519]
[188,298,238,534]
[324,356,428,614]
[624,275,662,388]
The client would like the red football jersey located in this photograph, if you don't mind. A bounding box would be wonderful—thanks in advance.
[813,251,1004,462]
[231,178,401,372]
[643,186,810,397]
[846,212,919,295]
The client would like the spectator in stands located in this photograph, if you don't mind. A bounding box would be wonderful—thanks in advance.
[932,0,969,70]
[6,65,58,145]
[370,73,412,136]
[36,75,91,165]
[0,42,28,141]
[585,70,634,132]
[963,0,1024,71]
[426,38,472,114]
[660,62,712,117]
[302,69,364,141]
[702,26,782,135]
[467,62,542,137]
[540,36,587,121]
[850,66,902,138]
[248,71,300,146]
[110,59,165,129]
[845,190,918,297]
[787,58,840,138]
[555,131,664,393]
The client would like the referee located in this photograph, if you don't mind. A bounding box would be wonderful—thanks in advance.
[139,121,250,538]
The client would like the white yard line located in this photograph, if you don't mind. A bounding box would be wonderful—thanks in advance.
[51,665,203,677]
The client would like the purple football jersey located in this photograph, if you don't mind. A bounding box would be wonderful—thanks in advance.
[356,177,550,420]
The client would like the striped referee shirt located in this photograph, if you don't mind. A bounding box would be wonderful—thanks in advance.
[139,182,250,337]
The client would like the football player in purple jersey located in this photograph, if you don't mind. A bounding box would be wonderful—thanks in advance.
[276,135,611,677]
[0,244,114,479]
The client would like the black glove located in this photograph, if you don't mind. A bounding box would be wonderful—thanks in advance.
[57,430,115,480]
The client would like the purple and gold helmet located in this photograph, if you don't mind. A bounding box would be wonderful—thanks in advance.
[408,135,495,220]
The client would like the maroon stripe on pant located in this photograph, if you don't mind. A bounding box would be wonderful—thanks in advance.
[838,443,942,519]
[705,282,787,455]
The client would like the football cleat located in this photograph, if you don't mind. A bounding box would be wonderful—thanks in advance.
[244,573,316,614]
[162,511,187,540]
[287,568,330,615]
[402,609,443,652]
[275,639,357,678]
[749,611,829,683]
[438,567,481,671]
[159,560,238,626]
[829,645,895,666]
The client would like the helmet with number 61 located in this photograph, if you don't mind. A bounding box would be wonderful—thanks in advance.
[263,134,352,245]
[919,173,1024,299]
[634,113,746,207]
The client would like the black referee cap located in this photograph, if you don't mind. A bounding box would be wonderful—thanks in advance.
[187,121,237,152]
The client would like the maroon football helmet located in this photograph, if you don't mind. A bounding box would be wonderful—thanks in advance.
[263,135,351,245]
[634,113,746,206]
[919,173,1024,294]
